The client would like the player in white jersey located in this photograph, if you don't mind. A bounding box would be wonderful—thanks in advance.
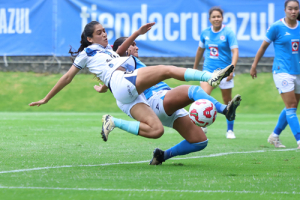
[250,0,300,149]
[193,7,239,139]
[95,37,241,165]
[29,21,234,146]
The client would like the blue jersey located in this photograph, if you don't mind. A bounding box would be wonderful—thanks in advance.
[199,25,238,72]
[265,18,300,75]
[134,57,171,99]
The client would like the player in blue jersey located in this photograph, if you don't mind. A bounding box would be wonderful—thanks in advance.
[29,21,234,146]
[95,36,241,165]
[250,0,300,149]
[193,7,239,139]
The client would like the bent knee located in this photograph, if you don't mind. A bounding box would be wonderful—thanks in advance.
[151,126,164,139]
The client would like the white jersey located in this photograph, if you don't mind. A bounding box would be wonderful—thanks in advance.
[73,43,135,86]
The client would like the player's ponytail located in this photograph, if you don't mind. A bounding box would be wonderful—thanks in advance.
[69,21,100,61]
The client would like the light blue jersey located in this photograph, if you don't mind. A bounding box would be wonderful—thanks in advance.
[133,57,171,99]
[265,18,300,75]
[199,25,238,72]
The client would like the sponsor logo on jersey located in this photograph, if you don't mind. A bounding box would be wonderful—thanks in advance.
[205,36,209,40]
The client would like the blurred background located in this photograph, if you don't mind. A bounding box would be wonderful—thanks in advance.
[0,0,286,113]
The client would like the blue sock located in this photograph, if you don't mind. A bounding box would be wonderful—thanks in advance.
[227,119,234,131]
[112,117,140,135]
[286,108,300,141]
[273,108,288,136]
[188,86,226,113]
[164,139,208,160]
[184,69,212,82]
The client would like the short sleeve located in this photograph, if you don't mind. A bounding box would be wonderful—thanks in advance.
[265,23,277,43]
[73,51,88,70]
[227,29,238,49]
[198,32,206,48]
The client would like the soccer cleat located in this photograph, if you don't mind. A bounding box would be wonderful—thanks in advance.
[268,133,286,148]
[208,64,234,87]
[226,130,236,139]
[201,127,208,134]
[225,94,242,121]
[101,114,115,142]
[149,148,165,165]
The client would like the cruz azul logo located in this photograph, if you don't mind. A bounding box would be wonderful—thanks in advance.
[292,39,299,54]
[209,45,219,58]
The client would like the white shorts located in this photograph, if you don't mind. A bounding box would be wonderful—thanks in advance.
[117,93,149,118]
[273,73,300,94]
[110,70,139,104]
[147,90,189,128]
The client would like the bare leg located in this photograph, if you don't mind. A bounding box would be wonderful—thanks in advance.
[200,82,214,95]
[221,88,232,105]
[173,116,207,143]
[135,65,186,94]
[130,103,164,138]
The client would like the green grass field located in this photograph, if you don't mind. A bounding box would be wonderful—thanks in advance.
[0,72,299,199]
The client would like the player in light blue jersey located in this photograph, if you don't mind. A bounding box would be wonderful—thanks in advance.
[250,0,300,149]
[193,7,239,139]
[95,37,241,165]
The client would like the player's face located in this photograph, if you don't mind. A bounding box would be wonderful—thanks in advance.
[88,24,108,47]
[127,41,139,57]
[209,11,223,29]
[285,1,299,21]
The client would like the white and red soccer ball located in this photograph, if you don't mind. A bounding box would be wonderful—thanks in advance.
[189,99,217,127]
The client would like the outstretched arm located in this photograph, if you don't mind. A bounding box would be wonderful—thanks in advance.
[29,65,80,107]
[250,41,270,79]
[193,47,205,69]
[116,22,155,55]
[94,83,108,93]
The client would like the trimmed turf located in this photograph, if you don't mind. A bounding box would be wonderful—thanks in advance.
[0,112,299,200]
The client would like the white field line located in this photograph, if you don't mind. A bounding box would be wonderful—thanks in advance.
[0,186,299,195]
[0,149,297,174]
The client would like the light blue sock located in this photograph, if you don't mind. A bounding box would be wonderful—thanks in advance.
[112,117,140,135]
[164,139,208,160]
[188,86,226,113]
[227,119,234,131]
[273,108,288,136]
[184,69,212,82]
[286,108,300,141]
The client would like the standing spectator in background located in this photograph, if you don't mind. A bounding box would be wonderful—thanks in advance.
[250,0,300,149]
[193,7,239,139]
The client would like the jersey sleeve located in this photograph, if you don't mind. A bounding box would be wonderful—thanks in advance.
[265,23,277,43]
[227,29,238,49]
[198,32,206,48]
[73,51,88,70]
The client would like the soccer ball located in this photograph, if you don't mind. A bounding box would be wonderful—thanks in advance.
[189,99,217,127]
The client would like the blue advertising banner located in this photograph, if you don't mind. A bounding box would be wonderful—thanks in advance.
[0,0,291,56]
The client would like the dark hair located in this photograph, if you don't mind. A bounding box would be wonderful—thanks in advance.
[69,21,100,60]
[113,37,128,51]
[285,0,299,8]
[209,7,223,18]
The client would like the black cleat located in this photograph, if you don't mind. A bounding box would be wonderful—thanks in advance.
[225,94,242,121]
[149,148,165,165]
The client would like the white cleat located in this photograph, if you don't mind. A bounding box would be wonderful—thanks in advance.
[201,127,208,134]
[268,133,286,148]
[101,114,115,142]
[208,64,234,87]
[226,130,236,139]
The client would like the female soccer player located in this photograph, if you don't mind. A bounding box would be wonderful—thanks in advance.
[193,7,239,139]
[29,21,234,144]
[95,37,241,165]
[250,0,300,149]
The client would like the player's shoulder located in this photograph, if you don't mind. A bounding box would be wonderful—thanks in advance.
[202,27,211,34]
